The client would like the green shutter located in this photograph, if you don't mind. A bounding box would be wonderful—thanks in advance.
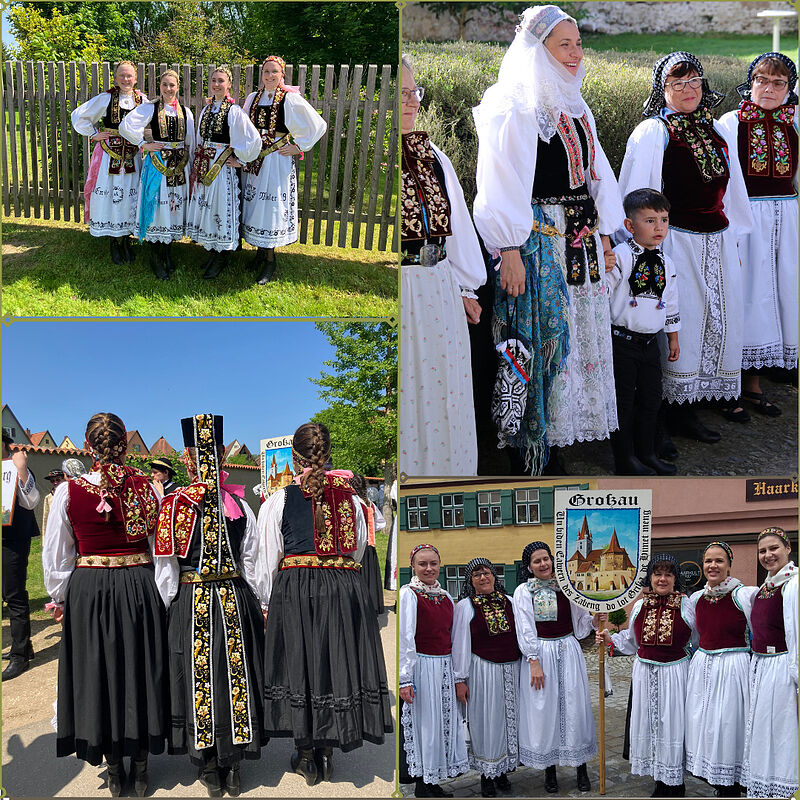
[427,494,441,529]
[399,567,412,587]
[399,497,407,530]
[500,490,513,525]
[464,493,478,527]
[504,563,518,594]
[540,486,554,522]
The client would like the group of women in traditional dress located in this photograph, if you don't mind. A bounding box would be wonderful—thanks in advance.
[399,3,798,477]
[42,414,392,797]
[71,58,326,283]
[401,529,798,799]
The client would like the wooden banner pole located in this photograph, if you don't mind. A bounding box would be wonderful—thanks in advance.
[598,635,606,795]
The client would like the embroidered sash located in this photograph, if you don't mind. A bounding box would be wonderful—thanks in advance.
[191,145,234,186]
[148,148,190,187]
[555,113,599,190]
[401,131,452,242]
[243,87,290,176]
[301,473,358,556]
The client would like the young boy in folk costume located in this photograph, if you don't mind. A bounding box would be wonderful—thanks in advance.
[154,414,267,797]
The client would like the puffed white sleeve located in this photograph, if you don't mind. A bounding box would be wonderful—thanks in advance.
[353,498,367,563]
[184,108,196,156]
[714,118,754,237]
[119,102,156,146]
[431,142,486,293]
[284,91,327,152]
[451,598,474,681]
[681,593,699,649]
[239,501,269,607]
[583,104,625,235]
[609,599,642,655]
[571,600,596,640]
[71,93,112,136]
[372,503,386,531]
[16,471,40,509]
[783,576,798,687]
[399,585,418,687]
[604,241,629,293]
[242,91,257,115]
[472,99,539,254]
[733,584,758,632]
[42,481,76,605]
[152,550,179,608]
[663,252,681,333]
[228,104,263,163]
[512,583,540,661]
[618,118,667,198]
[255,489,285,609]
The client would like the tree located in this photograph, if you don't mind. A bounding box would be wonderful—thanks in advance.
[608,608,628,632]
[225,452,257,466]
[309,322,397,480]
[6,5,107,62]
[125,450,190,487]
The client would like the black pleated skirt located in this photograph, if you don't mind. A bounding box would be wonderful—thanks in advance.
[362,545,385,615]
[263,565,393,751]
[167,576,267,767]
[56,564,170,766]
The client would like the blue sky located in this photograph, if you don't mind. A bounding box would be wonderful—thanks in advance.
[566,508,641,559]
[2,318,342,454]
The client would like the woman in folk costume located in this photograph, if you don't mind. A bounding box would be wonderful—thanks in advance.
[513,541,596,793]
[119,69,195,280]
[42,413,166,798]
[742,527,798,798]
[351,473,387,615]
[597,554,697,797]
[153,414,267,799]
[452,558,521,798]
[186,66,261,279]
[618,52,753,448]
[71,61,149,266]
[399,54,485,477]
[400,544,469,797]
[256,423,392,786]
[717,54,798,418]
[472,6,624,475]
[684,542,756,797]
[241,56,327,284]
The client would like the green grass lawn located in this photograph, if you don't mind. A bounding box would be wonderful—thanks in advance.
[2,215,398,317]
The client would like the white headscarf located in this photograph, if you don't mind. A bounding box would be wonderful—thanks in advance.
[473,5,586,142]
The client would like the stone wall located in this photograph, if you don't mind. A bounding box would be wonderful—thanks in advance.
[402,1,798,42]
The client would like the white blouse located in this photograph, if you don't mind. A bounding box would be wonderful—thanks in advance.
[118,101,196,152]
[194,101,262,163]
[451,594,517,681]
[241,90,327,152]
[71,92,151,136]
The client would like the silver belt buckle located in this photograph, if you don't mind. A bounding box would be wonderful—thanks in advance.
[419,243,440,267]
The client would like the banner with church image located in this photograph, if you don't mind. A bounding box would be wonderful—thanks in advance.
[553,489,652,613]
[260,435,295,498]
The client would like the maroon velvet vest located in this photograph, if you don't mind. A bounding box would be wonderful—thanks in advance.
[661,117,730,233]
[737,104,798,198]
[751,585,788,655]
[695,590,749,652]
[634,592,692,663]
[469,594,521,663]
[413,587,453,656]
[536,591,575,639]
[66,479,150,557]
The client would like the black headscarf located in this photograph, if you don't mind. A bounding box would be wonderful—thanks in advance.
[736,52,798,105]
[517,541,553,584]
[645,553,685,594]
[460,557,506,599]
[642,51,725,118]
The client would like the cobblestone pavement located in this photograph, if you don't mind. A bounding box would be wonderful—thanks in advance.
[399,645,716,799]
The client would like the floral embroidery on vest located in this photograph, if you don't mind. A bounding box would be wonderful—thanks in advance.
[738,101,796,179]
[473,591,511,635]
[773,127,791,175]
[554,113,599,191]
[665,108,727,183]
[401,131,452,242]
[199,97,232,141]
[640,592,683,646]
[411,585,447,605]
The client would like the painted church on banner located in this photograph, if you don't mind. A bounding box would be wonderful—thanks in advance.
[567,515,636,592]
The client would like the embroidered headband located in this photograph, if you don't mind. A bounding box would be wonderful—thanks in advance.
[264,55,286,73]
[517,5,577,43]
[759,527,791,546]
[704,540,733,564]
[212,65,234,83]
[410,543,440,564]
[737,52,798,104]
[642,51,724,118]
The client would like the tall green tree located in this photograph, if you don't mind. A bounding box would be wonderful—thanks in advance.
[310,322,397,480]
[125,450,190,486]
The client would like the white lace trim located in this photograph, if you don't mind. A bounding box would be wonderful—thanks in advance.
[745,777,799,798]
[685,751,742,785]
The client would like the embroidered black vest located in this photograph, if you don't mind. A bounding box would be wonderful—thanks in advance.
[251,93,289,136]
[199,101,232,144]
[151,101,187,141]
[281,483,318,555]
[177,495,248,570]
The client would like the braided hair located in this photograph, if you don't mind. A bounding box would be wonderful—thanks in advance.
[85,412,127,491]
[293,422,331,534]
[350,473,368,502]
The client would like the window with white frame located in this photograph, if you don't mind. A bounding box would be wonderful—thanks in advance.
[440,493,465,528]
[477,491,502,527]
[445,565,466,597]
[406,496,429,530]
[515,488,540,524]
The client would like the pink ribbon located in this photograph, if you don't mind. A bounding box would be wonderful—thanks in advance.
[293,467,354,484]
[95,489,112,514]
[280,82,301,95]
[570,226,591,248]
[83,142,105,220]
[219,470,245,520]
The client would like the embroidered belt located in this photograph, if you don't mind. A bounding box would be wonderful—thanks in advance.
[99,128,138,175]
[531,218,598,239]
[280,554,361,570]
[149,148,190,186]
[243,132,292,176]
[180,569,241,583]
[533,193,591,205]
[612,325,659,347]
[76,552,152,568]
[196,145,235,186]
[258,131,290,159]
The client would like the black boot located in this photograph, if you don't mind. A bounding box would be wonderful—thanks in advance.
[106,757,125,798]
[611,431,656,475]
[656,404,679,460]
[669,402,720,443]
[494,773,511,792]
[110,237,125,265]
[415,779,433,798]
[481,775,497,797]
[149,242,168,280]
[544,765,559,793]
[314,747,333,781]
[651,781,668,797]
[576,763,591,792]
[670,784,685,797]
[256,249,277,285]
[198,754,222,798]
[635,425,677,475]
[429,784,454,798]
[2,656,29,680]
[164,242,176,275]
[121,235,136,263]
[203,250,229,279]
[224,763,240,797]
[290,748,318,787]
[132,752,148,797]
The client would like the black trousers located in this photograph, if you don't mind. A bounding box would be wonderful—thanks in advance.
[611,331,663,457]
[2,537,32,659]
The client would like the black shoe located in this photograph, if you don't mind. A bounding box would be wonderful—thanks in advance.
[198,767,222,797]
[670,783,686,797]
[290,749,318,787]
[637,453,677,475]
[544,765,559,794]
[110,238,125,265]
[149,243,168,280]
[657,437,679,460]
[203,251,228,279]
[106,759,125,798]
[164,242,176,275]
[256,255,276,285]
[614,455,657,476]
[576,763,591,792]
[682,416,721,443]
[415,780,433,798]
[132,756,148,797]
[429,785,454,798]
[224,764,240,797]
[742,389,782,417]
[3,643,33,661]
[720,403,751,423]
[481,776,497,797]
[121,236,136,263]
[2,657,29,680]
[313,747,333,781]
[651,781,667,797]
[494,774,511,792]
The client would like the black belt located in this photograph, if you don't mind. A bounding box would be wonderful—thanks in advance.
[612,325,659,347]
